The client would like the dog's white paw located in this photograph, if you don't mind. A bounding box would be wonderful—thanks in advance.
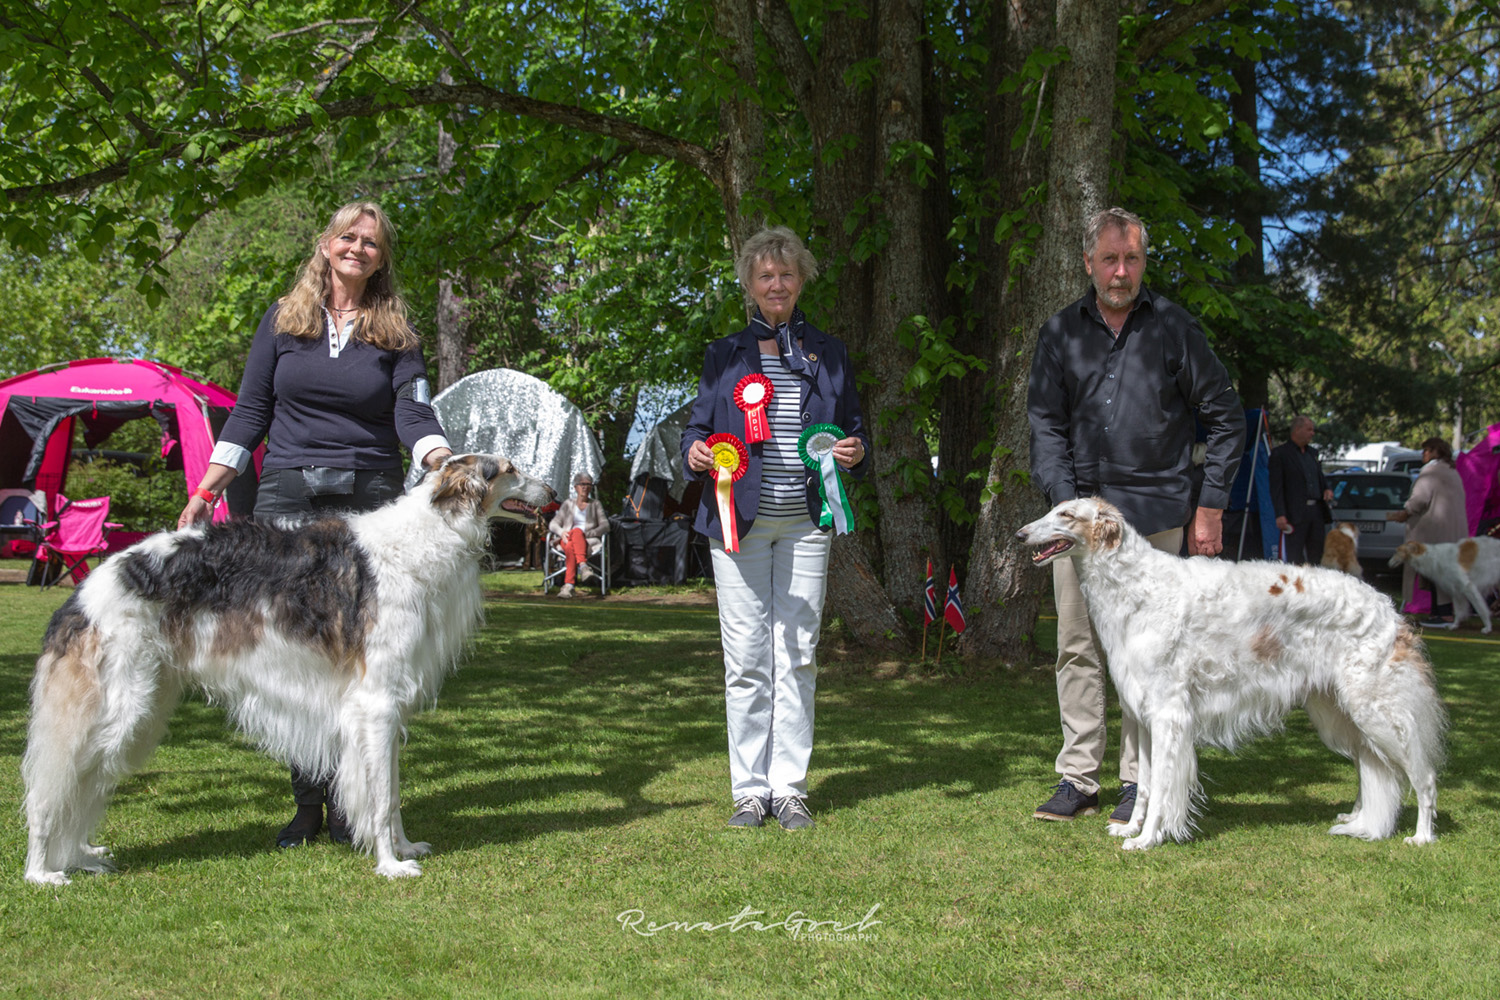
[1107,823,1130,838]
[376,859,423,878]
[1121,834,1160,851]
[26,870,71,886]
[1403,833,1436,846]
[1334,811,1360,825]
[1482,626,1492,635]
[1328,822,1381,841]
[396,840,432,860]
[81,843,112,858]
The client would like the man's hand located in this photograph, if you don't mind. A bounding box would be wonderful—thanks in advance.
[1189,506,1225,556]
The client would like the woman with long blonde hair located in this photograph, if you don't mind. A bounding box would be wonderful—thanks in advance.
[178,200,453,849]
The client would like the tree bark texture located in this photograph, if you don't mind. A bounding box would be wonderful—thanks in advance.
[962,0,1119,662]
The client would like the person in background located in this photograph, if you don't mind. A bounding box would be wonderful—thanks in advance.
[682,226,868,832]
[1388,436,1468,623]
[1268,415,1334,564]
[549,472,609,598]
[178,200,452,850]
[1027,206,1245,828]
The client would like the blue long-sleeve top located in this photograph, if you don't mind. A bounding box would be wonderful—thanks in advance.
[212,303,449,473]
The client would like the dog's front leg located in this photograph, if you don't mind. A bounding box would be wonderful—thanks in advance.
[1123,708,1191,851]
[341,697,422,878]
[1112,711,1149,839]
[388,741,431,861]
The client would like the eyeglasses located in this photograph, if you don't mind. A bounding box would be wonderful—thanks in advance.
[577,482,594,488]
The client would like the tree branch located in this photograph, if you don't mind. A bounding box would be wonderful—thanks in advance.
[1131,0,1237,65]
[751,0,820,131]
[4,82,720,205]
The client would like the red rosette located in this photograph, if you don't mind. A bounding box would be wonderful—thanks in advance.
[705,432,749,552]
[733,374,775,443]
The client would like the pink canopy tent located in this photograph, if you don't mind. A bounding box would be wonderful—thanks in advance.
[0,358,254,525]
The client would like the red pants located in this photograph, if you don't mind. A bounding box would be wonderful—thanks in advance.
[560,528,588,583]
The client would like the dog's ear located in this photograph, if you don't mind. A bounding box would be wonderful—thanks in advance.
[430,454,490,516]
[1089,501,1125,551]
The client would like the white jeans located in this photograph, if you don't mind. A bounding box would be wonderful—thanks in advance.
[710,515,832,801]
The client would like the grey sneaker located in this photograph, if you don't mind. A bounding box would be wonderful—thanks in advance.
[1108,782,1138,825]
[727,796,770,828]
[557,583,575,598]
[578,563,596,583]
[772,795,815,831]
[1033,780,1099,821]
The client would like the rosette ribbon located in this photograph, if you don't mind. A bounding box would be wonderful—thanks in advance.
[798,423,855,534]
[706,432,750,553]
[733,373,774,443]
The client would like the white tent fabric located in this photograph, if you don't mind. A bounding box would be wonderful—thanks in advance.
[416,368,602,494]
[628,402,691,501]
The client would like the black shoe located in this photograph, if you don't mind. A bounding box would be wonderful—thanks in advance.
[1108,782,1138,825]
[276,805,323,848]
[771,795,815,831]
[727,796,771,828]
[326,806,353,845]
[1033,780,1099,821]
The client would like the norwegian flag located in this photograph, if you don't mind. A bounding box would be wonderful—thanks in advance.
[943,566,966,633]
[923,558,938,626]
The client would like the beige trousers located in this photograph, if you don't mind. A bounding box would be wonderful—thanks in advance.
[1052,526,1183,796]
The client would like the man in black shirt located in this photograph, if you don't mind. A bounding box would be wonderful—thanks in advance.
[1027,207,1245,824]
[1268,415,1332,565]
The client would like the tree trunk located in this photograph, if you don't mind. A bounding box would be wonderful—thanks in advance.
[712,0,765,251]
[962,0,1119,663]
[435,69,467,390]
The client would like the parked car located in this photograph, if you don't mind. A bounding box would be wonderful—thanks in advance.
[1327,470,1414,567]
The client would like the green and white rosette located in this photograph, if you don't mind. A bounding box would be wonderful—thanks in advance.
[798,423,855,534]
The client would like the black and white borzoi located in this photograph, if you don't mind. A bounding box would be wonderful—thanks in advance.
[23,454,555,884]
[1018,498,1447,851]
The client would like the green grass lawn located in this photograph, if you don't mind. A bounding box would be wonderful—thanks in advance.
[1,569,1497,998]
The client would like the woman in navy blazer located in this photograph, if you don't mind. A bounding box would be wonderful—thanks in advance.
[682,227,869,831]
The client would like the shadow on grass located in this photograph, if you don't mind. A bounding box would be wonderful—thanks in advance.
[3,592,1492,872]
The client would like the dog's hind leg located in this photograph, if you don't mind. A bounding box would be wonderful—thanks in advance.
[1458,579,1491,633]
[1305,692,1365,825]
[1329,749,1403,841]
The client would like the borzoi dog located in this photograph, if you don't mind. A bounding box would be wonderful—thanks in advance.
[23,454,555,884]
[1321,522,1361,576]
[1018,498,1446,851]
[1388,535,1500,633]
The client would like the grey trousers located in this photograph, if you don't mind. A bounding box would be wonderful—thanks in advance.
[1051,526,1182,796]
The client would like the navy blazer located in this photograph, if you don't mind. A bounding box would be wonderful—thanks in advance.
[681,319,869,542]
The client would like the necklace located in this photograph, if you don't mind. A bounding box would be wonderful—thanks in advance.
[329,305,359,314]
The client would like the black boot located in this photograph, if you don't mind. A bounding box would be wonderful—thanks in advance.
[277,804,323,849]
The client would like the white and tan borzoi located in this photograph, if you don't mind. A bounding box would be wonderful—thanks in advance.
[1018,498,1446,851]
[1388,535,1500,633]
[23,454,555,884]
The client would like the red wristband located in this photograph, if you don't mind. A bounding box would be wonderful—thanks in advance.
[192,487,219,504]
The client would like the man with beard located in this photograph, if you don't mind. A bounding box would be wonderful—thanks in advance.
[1026,206,1245,827]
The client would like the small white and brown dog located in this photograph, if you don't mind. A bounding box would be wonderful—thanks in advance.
[1388,535,1500,632]
[1321,522,1361,576]
[23,454,555,885]
[1018,497,1446,850]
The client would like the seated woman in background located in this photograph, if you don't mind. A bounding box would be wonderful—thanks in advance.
[549,472,608,598]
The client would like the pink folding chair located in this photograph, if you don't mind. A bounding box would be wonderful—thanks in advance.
[34,496,121,589]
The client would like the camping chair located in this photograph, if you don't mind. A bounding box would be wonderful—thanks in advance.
[34,496,121,589]
[0,489,44,559]
[542,531,610,596]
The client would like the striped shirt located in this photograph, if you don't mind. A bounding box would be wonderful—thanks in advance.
[757,353,809,518]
